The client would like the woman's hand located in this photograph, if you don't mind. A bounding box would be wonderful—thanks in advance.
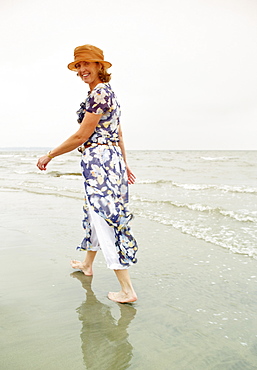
[37,155,52,171]
[127,166,136,185]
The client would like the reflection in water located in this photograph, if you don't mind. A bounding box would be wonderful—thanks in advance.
[71,272,137,370]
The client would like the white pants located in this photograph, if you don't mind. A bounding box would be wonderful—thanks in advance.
[87,204,128,270]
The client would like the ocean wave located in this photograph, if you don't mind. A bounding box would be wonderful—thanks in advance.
[137,179,171,185]
[134,210,257,259]
[131,195,257,222]
[0,154,22,158]
[218,185,257,194]
[16,180,83,196]
[14,170,38,175]
[0,187,20,192]
[200,156,237,162]
[172,181,257,194]
[172,182,214,191]
[47,171,82,178]
[137,179,257,193]
[219,210,257,222]
[0,185,83,199]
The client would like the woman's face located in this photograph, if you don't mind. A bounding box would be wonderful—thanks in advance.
[75,61,101,89]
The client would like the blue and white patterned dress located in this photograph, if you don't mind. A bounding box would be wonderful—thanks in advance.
[77,83,138,267]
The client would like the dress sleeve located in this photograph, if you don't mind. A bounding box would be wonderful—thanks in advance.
[86,87,111,115]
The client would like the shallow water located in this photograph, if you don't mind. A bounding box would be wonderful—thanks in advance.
[1,149,257,369]
[1,149,256,258]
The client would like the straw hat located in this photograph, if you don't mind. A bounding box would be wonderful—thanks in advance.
[67,44,112,71]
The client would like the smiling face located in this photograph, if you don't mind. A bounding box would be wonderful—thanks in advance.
[75,61,102,90]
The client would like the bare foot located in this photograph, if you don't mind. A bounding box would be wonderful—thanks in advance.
[108,291,137,303]
[70,260,93,276]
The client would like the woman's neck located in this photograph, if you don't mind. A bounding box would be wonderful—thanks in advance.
[89,78,103,91]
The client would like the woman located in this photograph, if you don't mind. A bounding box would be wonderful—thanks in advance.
[37,44,138,303]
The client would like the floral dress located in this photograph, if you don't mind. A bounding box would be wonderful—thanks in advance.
[77,83,138,267]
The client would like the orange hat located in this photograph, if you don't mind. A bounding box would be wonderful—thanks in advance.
[67,44,112,71]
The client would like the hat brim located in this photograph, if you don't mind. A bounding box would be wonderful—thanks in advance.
[67,59,112,71]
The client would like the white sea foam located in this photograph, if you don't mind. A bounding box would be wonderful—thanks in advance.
[135,209,257,259]
[218,185,257,194]
[172,182,257,194]
[60,175,81,180]
[131,195,257,223]
[137,179,257,194]
[16,180,83,197]
[137,179,170,184]
[14,170,36,175]
[172,182,213,191]
[201,156,237,161]
[220,210,257,222]
[0,154,21,158]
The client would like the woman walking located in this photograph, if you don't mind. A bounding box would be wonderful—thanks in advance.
[37,44,138,303]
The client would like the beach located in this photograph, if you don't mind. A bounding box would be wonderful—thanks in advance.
[1,150,257,369]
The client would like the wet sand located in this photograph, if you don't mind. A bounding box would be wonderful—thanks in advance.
[1,190,257,369]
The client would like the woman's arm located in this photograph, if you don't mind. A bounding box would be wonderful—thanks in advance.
[37,112,101,171]
[118,125,136,185]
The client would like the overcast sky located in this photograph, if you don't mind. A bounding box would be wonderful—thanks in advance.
[0,0,256,150]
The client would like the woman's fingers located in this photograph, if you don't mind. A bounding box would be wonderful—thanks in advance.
[37,155,51,171]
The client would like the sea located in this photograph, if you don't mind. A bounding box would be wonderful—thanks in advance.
[1,148,257,369]
[1,148,256,259]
